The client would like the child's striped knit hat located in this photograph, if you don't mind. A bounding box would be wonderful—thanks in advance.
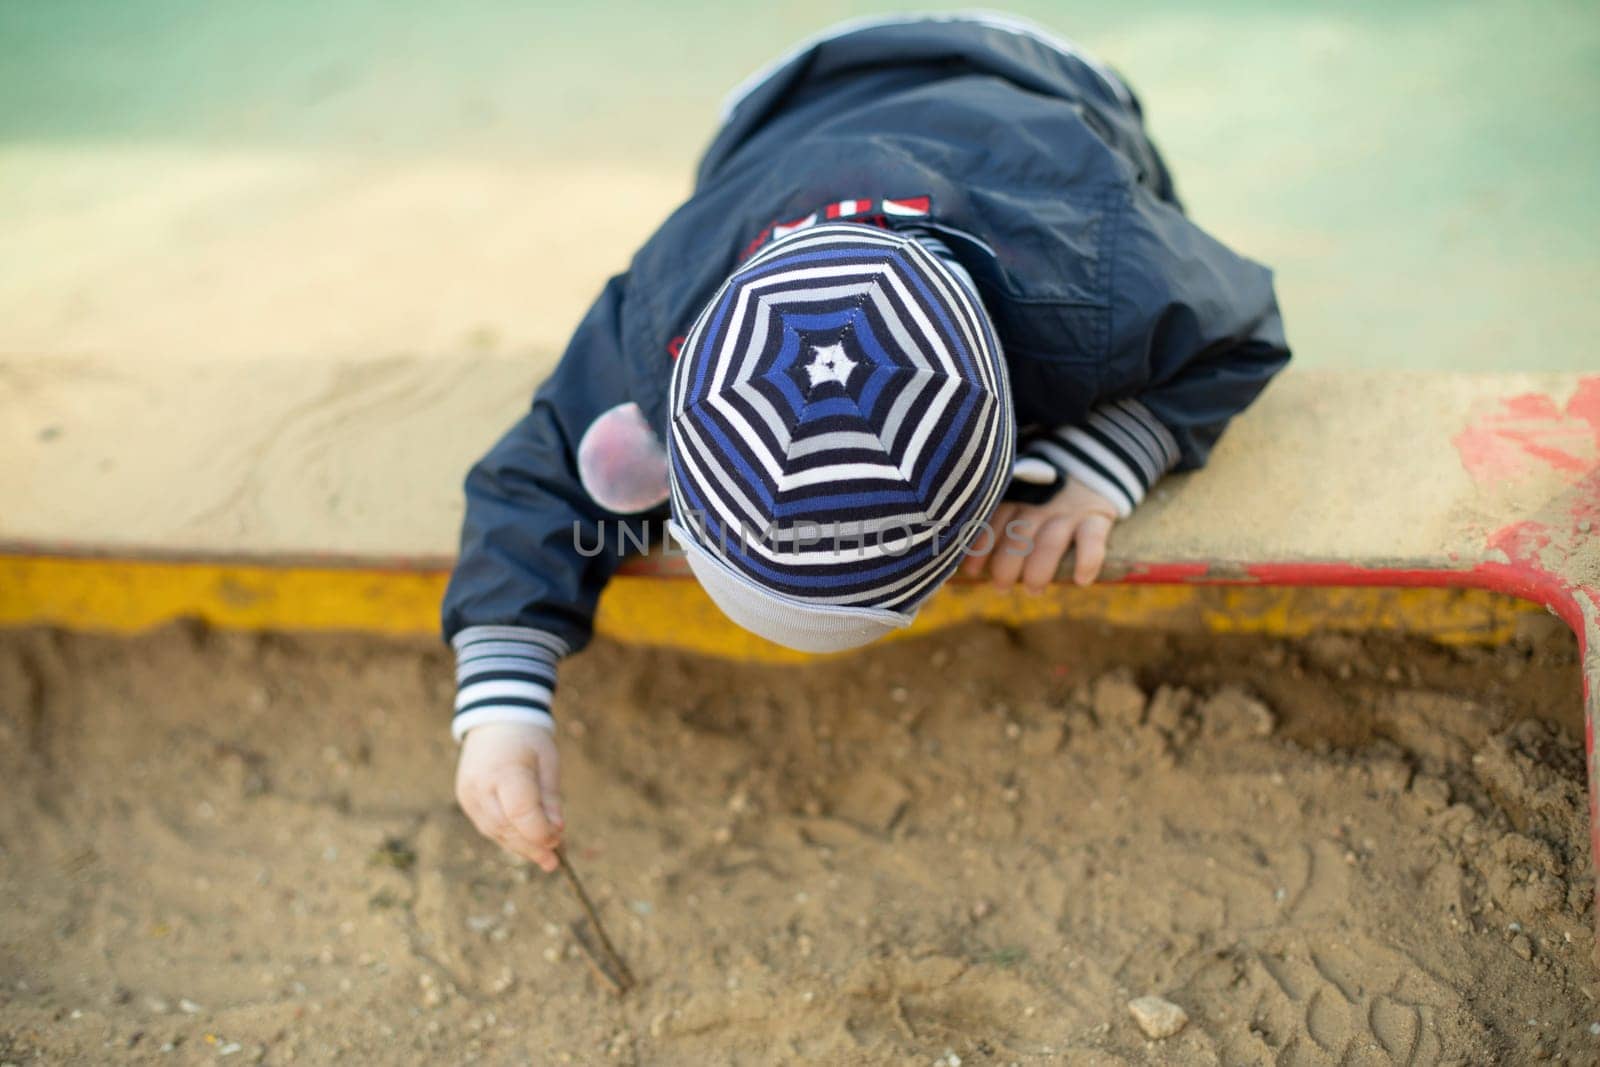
[667,222,1013,652]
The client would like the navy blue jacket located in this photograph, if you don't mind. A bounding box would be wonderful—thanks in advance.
[442,17,1290,654]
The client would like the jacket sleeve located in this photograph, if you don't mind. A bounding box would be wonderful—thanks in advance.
[1106,185,1291,471]
[441,274,656,735]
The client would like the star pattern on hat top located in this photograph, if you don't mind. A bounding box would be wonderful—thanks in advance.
[803,342,858,390]
[668,222,1013,613]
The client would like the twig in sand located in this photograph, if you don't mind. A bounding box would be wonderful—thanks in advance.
[891,993,918,1041]
[555,847,636,993]
[569,920,628,997]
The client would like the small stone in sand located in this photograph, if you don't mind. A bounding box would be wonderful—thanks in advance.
[1127,995,1188,1040]
[1091,672,1146,729]
[833,768,910,833]
[1199,685,1275,740]
[1145,685,1194,735]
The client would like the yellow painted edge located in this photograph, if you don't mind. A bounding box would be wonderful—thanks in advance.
[0,554,1539,660]
[0,554,449,636]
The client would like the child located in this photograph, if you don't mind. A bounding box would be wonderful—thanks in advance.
[444,14,1289,870]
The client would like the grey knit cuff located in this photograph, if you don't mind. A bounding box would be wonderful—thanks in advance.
[1015,399,1181,517]
[450,625,569,742]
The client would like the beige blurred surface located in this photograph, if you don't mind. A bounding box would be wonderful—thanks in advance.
[2,151,682,364]
[5,361,1595,584]
[3,2,1596,575]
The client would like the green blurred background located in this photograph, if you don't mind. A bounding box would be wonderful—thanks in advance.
[3,1,1596,370]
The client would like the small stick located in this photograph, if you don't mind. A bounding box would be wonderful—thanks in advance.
[568,920,627,997]
[891,993,918,1041]
[555,846,636,992]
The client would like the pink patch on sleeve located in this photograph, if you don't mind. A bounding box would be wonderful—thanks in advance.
[577,402,670,514]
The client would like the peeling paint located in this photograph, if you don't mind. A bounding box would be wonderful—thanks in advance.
[1453,376,1600,486]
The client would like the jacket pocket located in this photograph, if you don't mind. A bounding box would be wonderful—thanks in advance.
[964,183,1119,367]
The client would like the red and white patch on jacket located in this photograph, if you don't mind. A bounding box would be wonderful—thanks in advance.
[882,196,932,216]
[673,196,937,358]
[737,195,932,262]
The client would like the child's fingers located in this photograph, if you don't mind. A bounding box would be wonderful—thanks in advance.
[961,503,1013,578]
[1021,514,1078,594]
[1072,513,1113,585]
[495,772,561,872]
[537,754,565,834]
[463,784,513,853]
[988,511,1041,590]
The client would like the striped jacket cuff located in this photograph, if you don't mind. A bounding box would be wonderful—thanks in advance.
[450,625,570,742]
[1017,399,1181,518]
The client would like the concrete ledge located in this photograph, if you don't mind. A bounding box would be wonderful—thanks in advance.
[2,363,1593,564]
[2,364,1595,652]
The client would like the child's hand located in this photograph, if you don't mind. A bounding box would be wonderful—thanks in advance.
[455,721,564,872]
[960,480,1119,593]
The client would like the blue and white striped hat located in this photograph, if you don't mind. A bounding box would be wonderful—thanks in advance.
[667,222,1013,652]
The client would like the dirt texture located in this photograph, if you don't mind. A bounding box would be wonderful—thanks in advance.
[0,615,1594,1065]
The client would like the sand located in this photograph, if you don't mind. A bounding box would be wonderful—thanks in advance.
[0,616,1595,1064]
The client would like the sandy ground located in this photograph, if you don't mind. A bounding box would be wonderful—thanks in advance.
[0,616,1595,1065]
